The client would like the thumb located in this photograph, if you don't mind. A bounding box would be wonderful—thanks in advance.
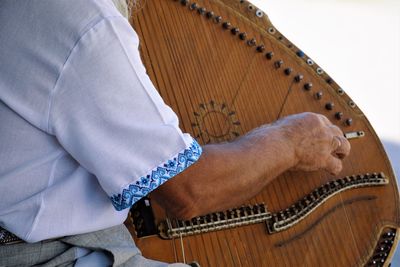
[325,156,343,175]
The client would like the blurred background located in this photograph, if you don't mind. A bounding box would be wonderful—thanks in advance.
[250,0,400,264]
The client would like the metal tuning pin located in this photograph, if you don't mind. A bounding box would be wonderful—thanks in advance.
[315,91,323,100]
[345,118,353,126]
[189,2,198,10]
[231,27,239,35]
[366,228,397,266]
[296,50,305,58]
[265,52,274,60]
[239,32,247,40]
[256,9,263,18]
[335,112,343,120]
[284,68,292,75]
[188,262,201,267]
[294,74,304,83]
[247,38,256,46]
[197,7,206,14]
[222,21,231,29]
[214,15,222,23]
[206,11,214,18]
[304,83,313,91]
[256,45,265,52]
[325,102,334,110]
[326,78,334,85]
[274,60,283,69]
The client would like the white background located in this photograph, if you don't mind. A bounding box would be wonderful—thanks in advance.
[250,0,400,264]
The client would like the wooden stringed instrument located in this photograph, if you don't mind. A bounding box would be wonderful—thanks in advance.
[124,0,400,265]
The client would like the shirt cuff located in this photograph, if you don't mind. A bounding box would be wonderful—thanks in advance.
[110,139,202,211]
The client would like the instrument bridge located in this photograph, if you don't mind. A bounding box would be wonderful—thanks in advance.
[267,172,387,233]
[158,203,271,239]
[156,172,388,239]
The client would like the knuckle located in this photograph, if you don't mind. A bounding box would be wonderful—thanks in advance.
[333,161,342,174]
[318,130,332,141]
[316,113,329,121]
[303,112,323,127]
[307,112,320,120]
[330,125,342,133]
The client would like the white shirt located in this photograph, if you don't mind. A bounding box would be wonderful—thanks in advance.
[0,0,201,243]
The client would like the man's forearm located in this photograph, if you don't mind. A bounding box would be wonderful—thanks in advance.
[152,125,296,219]
[151,113,350,220]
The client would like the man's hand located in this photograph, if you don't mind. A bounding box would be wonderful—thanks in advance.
[276,112,351,175]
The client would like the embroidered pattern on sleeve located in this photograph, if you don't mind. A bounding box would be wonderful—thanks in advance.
[110,140,202,211]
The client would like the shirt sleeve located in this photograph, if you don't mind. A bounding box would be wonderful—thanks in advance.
[48,16,202,211]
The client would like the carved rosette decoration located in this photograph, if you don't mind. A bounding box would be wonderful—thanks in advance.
[191,101,241,144]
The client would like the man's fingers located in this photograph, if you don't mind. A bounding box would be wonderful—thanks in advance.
[317,114,332,126]
[325,156,343,175]
[331,136,342,150]
[328,124,344,137]
[333,136,351,159]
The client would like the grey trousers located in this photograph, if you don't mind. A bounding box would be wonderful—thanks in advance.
[0,225,189,267]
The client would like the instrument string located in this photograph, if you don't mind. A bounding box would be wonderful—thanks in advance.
[338,193,359,247]
[307,175,328,264]
[250,195,274,262]
[159,2,203,145]
[220,231,237,265]
[275,71,360,262]
[173,0,220,147]
[336,142,365,257]
[170,1,257,260]
[166,217,179,262]
[228,56,258,110]
[312,136,341,260]
[217,19,300,264]
[244,38,281,264]
[166,0,217,260]
[276,80,295,121]
[305,172,331,263]
[272,81,307,264]
[131,7,182,264]
[211,10,255,265]
[183,5,219,146]
[179,226,187,264]
[138,4,186,262]
[276,80,325,260]
[300,96,324,264]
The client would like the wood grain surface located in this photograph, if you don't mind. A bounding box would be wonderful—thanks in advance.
[125,0,400,265]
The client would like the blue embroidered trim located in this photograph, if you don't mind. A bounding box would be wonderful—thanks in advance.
[110,140,202,211]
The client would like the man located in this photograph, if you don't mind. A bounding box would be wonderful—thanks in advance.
[0,0,350,266]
